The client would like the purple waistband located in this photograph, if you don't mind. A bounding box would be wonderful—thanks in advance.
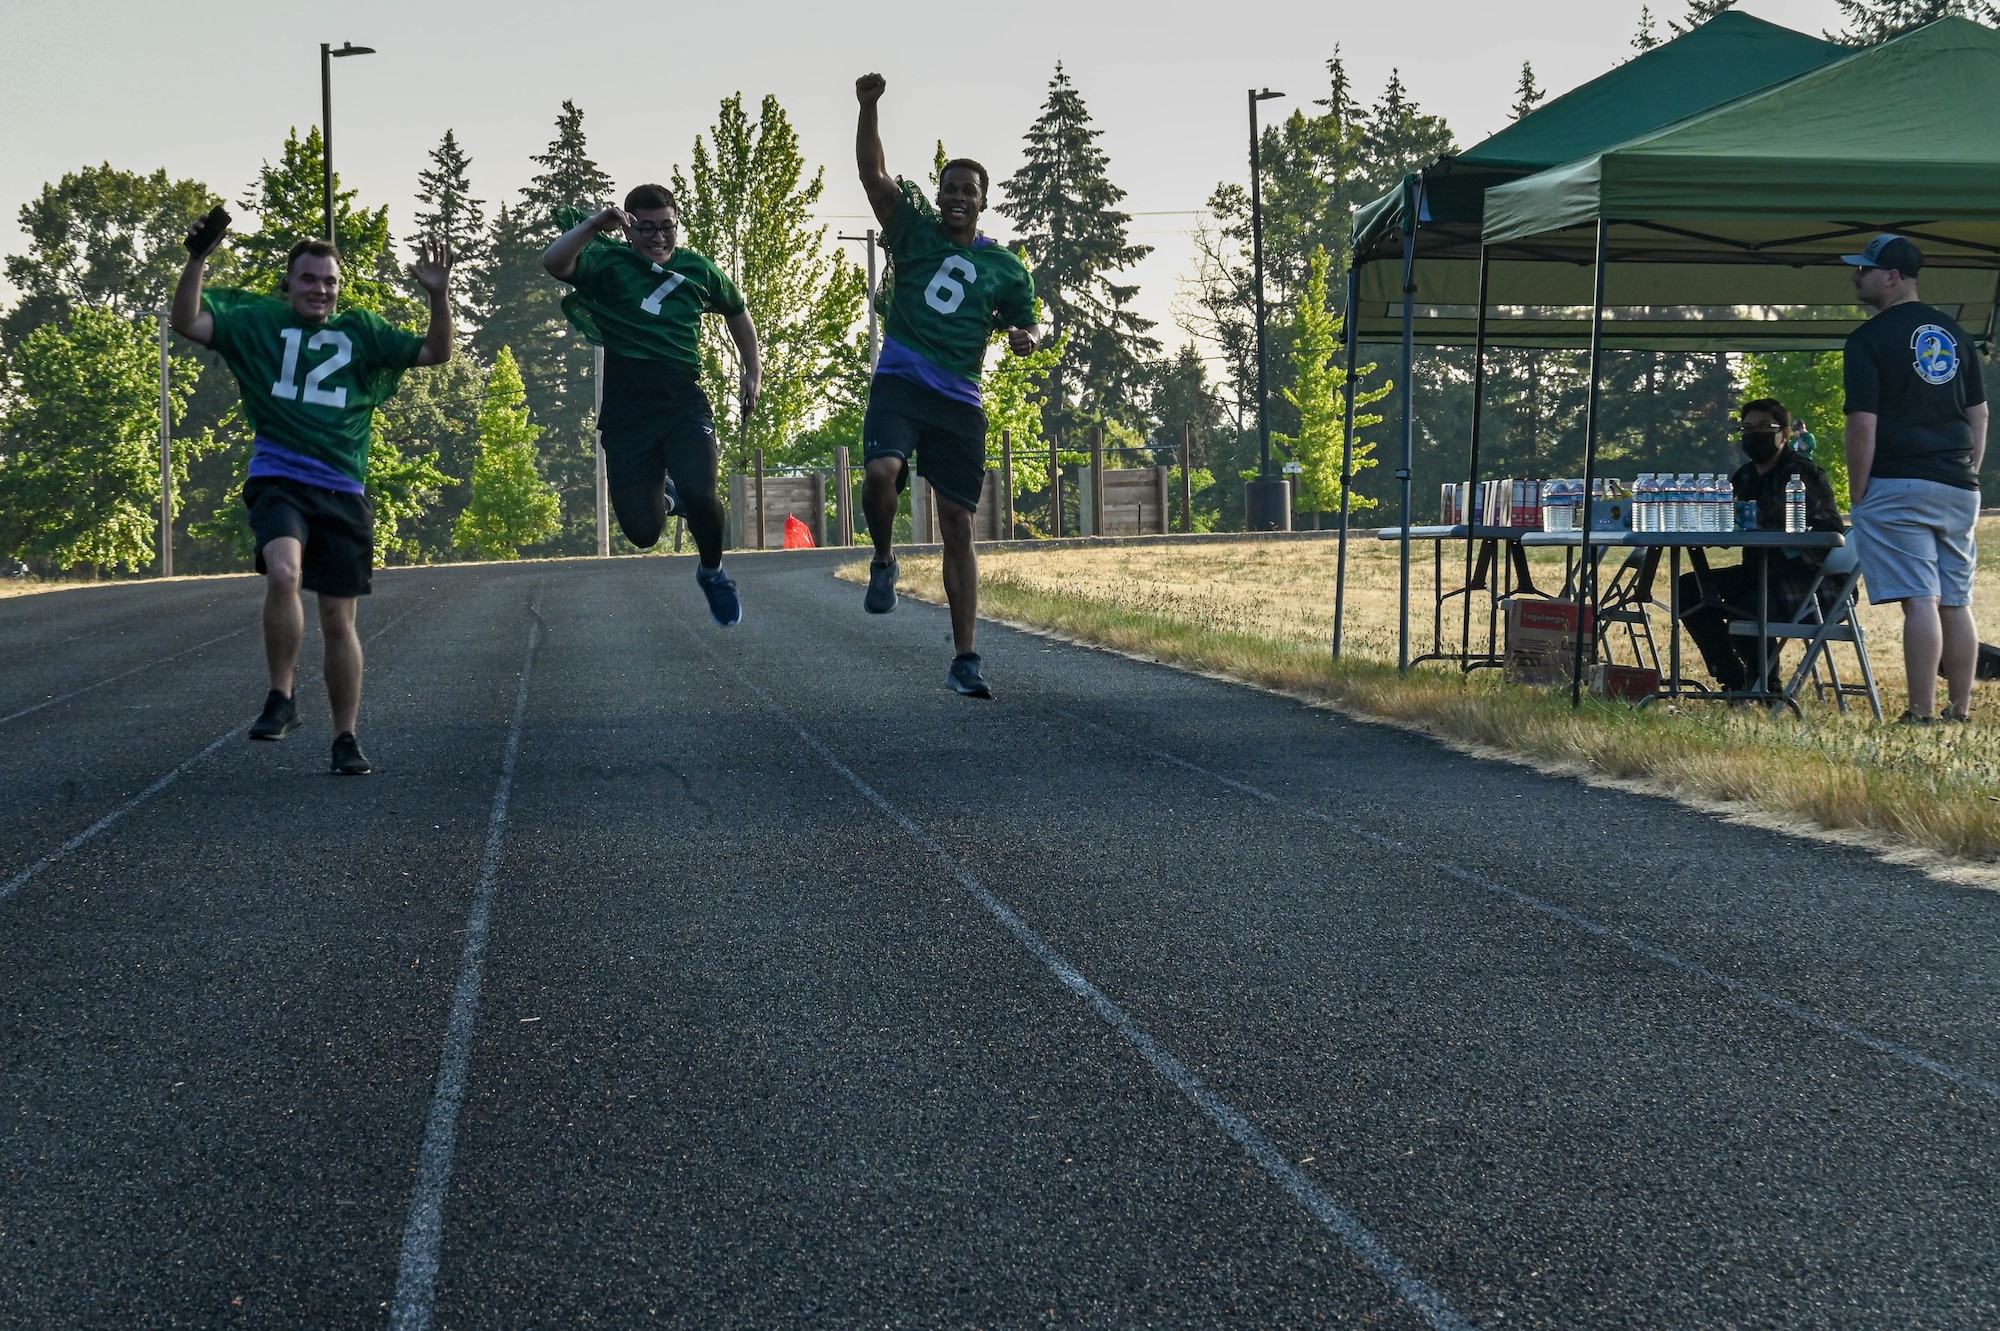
[875,336,981,407]
[248,438,365,494]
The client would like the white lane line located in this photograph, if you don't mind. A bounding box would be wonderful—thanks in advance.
[389,608,542,1331]
[1068,714,2000,1104]
[0,601,427,904]
[701,654,1478,1331]
[0,623,255,727]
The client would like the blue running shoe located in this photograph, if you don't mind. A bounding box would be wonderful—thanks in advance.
[948,652,993,698]
[864,558,899,614]
[696,563,741,627]
[663,477,684,518]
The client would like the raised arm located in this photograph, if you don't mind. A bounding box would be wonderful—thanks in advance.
[854,74,901,228]
[408,239,455,367]
[726,310,761,421]
[170,209,229,346]
[543,207,629,282]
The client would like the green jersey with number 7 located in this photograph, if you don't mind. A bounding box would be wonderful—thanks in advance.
[560,238,745,374]
[201,286,426,486]
[879,180,1035,398]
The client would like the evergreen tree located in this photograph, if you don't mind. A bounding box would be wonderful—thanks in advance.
[1511,63,1546,120]
[455,347,561,559]
[472,102,616,554]
[376,354,488,558]
[1272,248,1390,521]
[998,62,1159,433]
[1359,70,1456,198]
[1669,0,1737,34]
[2,164,222,348]
[1633,5,1663,52]
[671,92,866,473]
[235,127,410,322]
[1830,0,1997,43]
[0,306,205,572]
[411,129,488,315]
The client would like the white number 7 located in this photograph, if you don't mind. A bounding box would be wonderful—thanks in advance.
[640,273,687,315]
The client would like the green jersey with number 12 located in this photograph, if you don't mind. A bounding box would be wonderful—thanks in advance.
[879,181,1035,392]
[561,238,746,374]
[202,287,426,485]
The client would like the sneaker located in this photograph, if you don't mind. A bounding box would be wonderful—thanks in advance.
[1893,710,1936,726]
[948,652,994,699]
[663,477,685,518]
[864,559,899,615]
[1943,708,1973,724]
[329,732,373,775]
[696,563,741,627]
[249,690,298,741]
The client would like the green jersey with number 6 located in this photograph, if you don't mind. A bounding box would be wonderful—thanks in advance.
[879,180,1035,396]
[561,238,745,374]
[202,287,425,485]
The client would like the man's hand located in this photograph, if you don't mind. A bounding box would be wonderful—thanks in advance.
[184,205,231,259]
[739,366,762,421]
[594,206,634,237]
[1007,327,1038,357]
[408,238,453,297]
[855,73,886,105]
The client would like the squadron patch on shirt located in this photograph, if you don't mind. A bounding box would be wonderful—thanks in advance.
[1911,324,1960,386]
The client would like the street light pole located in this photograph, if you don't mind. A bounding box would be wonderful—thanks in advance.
[1244,87,1290,532]
[837,229,880,369]
[320,41,376,241]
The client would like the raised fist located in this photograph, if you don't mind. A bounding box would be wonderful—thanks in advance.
[855,73,886,105]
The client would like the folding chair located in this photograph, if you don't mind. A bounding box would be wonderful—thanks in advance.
[1728,545,1882,718]
[1594,546,1663,675]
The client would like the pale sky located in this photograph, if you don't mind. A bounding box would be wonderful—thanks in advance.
[1,0,1847,342]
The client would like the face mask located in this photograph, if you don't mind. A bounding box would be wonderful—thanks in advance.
[1742,428,1781,463]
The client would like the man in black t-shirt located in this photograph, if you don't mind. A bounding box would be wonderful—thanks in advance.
[1843,234,1990,723]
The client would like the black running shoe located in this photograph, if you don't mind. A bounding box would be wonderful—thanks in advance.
[696,562,741,627]
[249,690,298,741]
[948,653,994,698]
[864,558,899,615]
[664,477,685,519]
[329,732,373,775]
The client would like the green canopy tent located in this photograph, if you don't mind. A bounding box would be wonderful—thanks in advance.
[1330,13,1848,667]
[1475,16,2000,701]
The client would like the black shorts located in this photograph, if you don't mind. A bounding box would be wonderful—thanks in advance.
[244,476,374,597]
[599,391,720,500]
[863,374,988,513]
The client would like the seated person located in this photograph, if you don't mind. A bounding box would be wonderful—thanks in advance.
[1678,397,1844,692]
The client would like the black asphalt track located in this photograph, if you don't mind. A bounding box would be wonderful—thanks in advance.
[1,552,1995,1329]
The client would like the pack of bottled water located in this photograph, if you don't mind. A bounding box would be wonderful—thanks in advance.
[1631,472,1738,534]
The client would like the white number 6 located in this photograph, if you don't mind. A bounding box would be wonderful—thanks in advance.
[925,256,977,314]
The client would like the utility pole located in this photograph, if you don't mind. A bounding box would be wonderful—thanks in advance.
[838,230,880,369]
[158,310,173,578]
[319,41,376,241]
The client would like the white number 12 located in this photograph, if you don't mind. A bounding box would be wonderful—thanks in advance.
[271,328,354,408]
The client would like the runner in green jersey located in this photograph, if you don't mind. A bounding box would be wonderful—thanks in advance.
[171,216,455,774]
[544,183,761,627]
[855,72,1041,699]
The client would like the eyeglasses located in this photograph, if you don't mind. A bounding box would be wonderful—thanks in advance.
[630,220,678,238]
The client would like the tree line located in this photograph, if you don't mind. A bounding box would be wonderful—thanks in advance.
[4,0,1994,575]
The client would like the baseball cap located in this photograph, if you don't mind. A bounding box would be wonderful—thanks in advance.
[1841,233,1924,275]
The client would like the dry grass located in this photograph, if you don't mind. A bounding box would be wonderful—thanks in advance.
[842,523,2000,868]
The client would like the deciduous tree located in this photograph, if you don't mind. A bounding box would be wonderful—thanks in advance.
[455,348,560,558]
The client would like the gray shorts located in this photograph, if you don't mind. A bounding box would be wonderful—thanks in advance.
[1850,476,1980,605]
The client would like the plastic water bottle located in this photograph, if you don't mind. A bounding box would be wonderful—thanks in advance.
[1720,476,1736,532]
[1705,474,1723,532]
[1786,474,1806,533]
[1674,474,1694,532]
[1635,474,1655,532]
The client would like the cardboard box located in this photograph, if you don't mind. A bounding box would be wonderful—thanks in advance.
[1505,598,1596,686]
[1590,663,1661,702]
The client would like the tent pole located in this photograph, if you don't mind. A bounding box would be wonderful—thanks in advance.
[1570,218,1610,707]
[1461,245,1491,667]
[1333,263,1361,660]
[1397,178,1418,673]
